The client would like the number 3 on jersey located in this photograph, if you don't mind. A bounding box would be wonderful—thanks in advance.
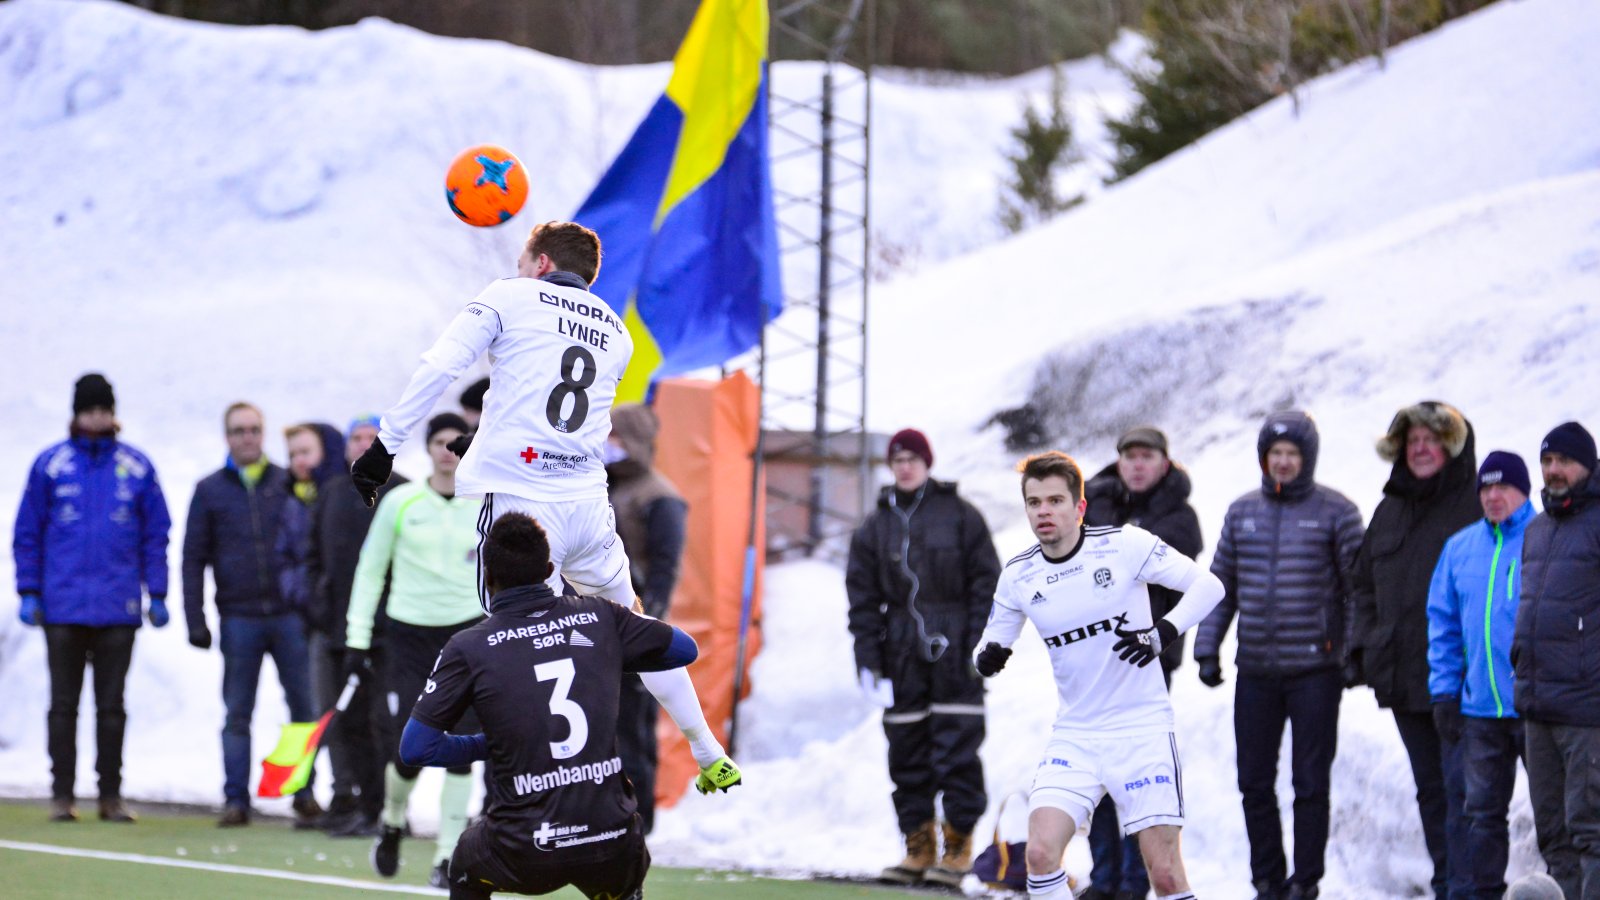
[535,658,588,759]
[546,346,596,434]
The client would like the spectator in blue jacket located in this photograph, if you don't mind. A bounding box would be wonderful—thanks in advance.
[1514,422,1600,899]
[274,421,345,626]
[182,401,318,828]
[1195,410,1365,900]
[12,374,170,824]
[1427,450,1534,900]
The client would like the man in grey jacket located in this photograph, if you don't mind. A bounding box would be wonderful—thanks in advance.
[1195,411,1365,900]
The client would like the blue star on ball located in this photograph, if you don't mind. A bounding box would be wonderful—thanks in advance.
[475,156,516,192]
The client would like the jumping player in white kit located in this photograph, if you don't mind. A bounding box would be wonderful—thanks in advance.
[973,451,1224,900]
[351,221,741,795]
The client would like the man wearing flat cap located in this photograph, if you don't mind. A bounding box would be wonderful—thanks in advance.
[1515,421,1600,900]
[13,374,171,824]
[1078,426,1204,900]
[847,428,1001,888]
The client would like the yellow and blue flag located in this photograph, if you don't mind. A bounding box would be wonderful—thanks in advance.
[573,0,781,401]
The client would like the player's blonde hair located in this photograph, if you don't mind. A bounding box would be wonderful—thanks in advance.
[1017,450,1084,501]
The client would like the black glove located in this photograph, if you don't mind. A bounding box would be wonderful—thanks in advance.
[1342,649,1366,688]
[1197,655,1224,688]
[1432,697,1464,745]
[342,648,373,684]
[975,642,1013,677]
[351,437,395,508]
[1112,619,1178,668]
[188,627,212,650]
[446,432,473,459]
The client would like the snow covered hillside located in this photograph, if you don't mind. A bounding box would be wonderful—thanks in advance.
[0,0,1597,897]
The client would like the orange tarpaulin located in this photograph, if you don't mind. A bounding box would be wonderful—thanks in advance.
[651,372,765,807]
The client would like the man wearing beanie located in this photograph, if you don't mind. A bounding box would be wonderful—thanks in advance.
[847,428,1001,887]
[304,414,406,837]
[1350,400,1480,900]
[1514,421,1600,899]
[13,374,171,823]
[1425,450,1535,900]
[344,412,484,888]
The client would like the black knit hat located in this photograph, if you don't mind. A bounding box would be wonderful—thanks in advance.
[1541,421,1597,473]
[73,373,115,414]
[459,377,490,413]
[427,412,470,442]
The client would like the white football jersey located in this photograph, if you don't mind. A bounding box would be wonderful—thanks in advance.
[379,276,633,502]
[980,523,1205,738]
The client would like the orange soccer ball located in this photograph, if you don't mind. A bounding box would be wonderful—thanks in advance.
[444,144,529,227]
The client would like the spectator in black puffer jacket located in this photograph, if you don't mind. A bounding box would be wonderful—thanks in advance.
[1514,421,1600,900]
[847,428,1001,889]
[1350,400,1479,900]
[1195,410,1364,900]
[1079,425,1203,900]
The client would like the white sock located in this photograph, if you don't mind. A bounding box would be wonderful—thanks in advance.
[639,667,726,767]
[383,764,417,829]
[1157,893,1197,900]
[1027,868,1072,899]
[435,772,472,865]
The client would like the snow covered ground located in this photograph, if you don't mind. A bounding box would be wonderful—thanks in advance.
[1,0,1598,897]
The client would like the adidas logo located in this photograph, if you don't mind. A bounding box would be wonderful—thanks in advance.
[569,629,595,648]
[1029,591,1048,605]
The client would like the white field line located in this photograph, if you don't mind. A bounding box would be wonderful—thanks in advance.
[0,839,442,895]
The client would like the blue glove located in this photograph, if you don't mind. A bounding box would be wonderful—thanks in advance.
[18,594,42,626]
[147,597,170,628]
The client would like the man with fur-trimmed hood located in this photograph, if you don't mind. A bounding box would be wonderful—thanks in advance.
[1350,400,1479,900]
[605,402,688,835]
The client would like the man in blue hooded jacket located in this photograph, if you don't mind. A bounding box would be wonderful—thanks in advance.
[12,373,170,824]
[1427,450,1534,900]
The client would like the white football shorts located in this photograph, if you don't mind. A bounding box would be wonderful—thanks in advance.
[1027,730,1186,836]
[479,493,634,606]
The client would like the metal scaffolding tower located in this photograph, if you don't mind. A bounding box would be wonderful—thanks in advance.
[749,0,876,562]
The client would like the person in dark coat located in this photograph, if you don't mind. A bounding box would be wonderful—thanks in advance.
[1514,422,1600,899]
[1195,410,1365,900]
[182,401,318,828]
[305,414,404,836]
[605,402,688,835]
[847,428,1001,888]
[1079,425,1204,900]
[12,374,171,824]
[1350,400,1479,900]
[274,422,345,625]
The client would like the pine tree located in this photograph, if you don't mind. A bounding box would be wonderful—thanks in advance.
[998,68,1083,234]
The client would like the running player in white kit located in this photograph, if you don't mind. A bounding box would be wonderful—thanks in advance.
[973,451,1224,900]
[351,221,740,795]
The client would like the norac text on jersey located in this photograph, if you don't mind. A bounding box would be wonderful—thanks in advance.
[542,291,624,351]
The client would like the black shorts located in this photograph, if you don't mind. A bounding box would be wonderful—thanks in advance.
[449,815,649,899]
[381,618,482,760]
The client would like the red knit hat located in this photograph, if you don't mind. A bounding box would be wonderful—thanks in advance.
[887,428,933,468]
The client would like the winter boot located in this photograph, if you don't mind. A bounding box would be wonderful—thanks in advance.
[292,793,324,830]
[98,796,137,823]
[879,821,938,885]
[1286,884,1319,900]
[924,821,973,887]
[49,798,78,823]
[1252,880,1286,900]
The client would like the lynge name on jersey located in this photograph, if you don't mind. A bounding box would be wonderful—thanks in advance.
[541,291,624,351]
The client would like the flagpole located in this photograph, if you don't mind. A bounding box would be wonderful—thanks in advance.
[728,270,771,759]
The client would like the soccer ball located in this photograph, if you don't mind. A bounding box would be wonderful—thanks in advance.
[444,144,529,227]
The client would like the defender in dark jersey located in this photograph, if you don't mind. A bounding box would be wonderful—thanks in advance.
[399,513,698,900]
